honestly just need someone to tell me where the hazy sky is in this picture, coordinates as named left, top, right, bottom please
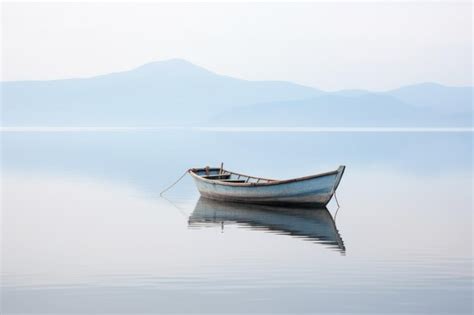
left=1, top=1, right=472, bottom=90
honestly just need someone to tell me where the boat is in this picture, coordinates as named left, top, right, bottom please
left=188, top=197, right=345, bottom=252
left=188, top=165, right=345, bottom=206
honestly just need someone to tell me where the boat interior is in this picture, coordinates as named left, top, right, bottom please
left=191, top=167, right=276, bottom=184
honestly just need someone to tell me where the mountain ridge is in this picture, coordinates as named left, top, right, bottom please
left=211, top=92, right=471, bottom=127
left=1, top=59, right=472, bottom=126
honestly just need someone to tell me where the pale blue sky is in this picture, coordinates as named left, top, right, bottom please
left=2, top=1, right=472, bottom=90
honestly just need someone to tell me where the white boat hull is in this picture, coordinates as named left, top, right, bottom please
left=189, top=166, right=345, bottom=206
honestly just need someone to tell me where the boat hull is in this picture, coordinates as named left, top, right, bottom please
left=190, top=166, right=345, bottom=206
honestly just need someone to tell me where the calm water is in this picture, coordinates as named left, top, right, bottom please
left=1, top=129, right=472, bottom=314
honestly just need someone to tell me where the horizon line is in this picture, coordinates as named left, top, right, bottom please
left=1, top=126, right=473, bottom=133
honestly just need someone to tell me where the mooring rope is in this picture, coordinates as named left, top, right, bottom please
left=334, top=191, right=340, bottom=208
left=160, top=169, right=189, bottom=196
left=160, top=194, right=189, bottom=218
left=333, top=191, right=341, bottom=221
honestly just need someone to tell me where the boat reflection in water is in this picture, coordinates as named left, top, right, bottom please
left=188, top=197, right=345, bottom=253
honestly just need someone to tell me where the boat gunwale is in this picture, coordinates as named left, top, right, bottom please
left=188, top=166, right=344, bottom=187
left=194, top=168, right=276, bottom=181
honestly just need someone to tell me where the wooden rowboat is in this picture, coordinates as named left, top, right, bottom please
left=189, top=165, right=345, bottom=206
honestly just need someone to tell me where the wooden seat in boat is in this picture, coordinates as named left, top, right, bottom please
left=202, top=174, right=231, bottom=180
left=220, top=179, right=247, bottom=183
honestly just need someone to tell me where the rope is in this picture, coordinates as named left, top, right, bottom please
left=161, top=194, right=189, bottom=218
left=333, top=191, right=341, bottom=221
left=334, top=191, right=340, bottom=208
left=160, top=169, right=189, bottom=196
left=334, top=205, right=340, bottom=221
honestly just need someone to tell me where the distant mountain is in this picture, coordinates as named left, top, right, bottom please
left=327, top=89, right=370, bottom=97
left=210, top=93, right=471, bottom=127
left=1, top=59, right=321, bottom=126
left=1, top=59, right=472, bottom=126
left=386, top=82, right=473, bottom=114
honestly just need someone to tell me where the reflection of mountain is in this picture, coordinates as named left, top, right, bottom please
left=188, top=197, right=345, bottom=253
left=2, top=59, right=472, bottom=126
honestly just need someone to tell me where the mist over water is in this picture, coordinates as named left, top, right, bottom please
left=1, top=129, right=472, bottom=314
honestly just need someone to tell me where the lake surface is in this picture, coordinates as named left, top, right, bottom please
left=1, top=129, right=472, bottom=314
